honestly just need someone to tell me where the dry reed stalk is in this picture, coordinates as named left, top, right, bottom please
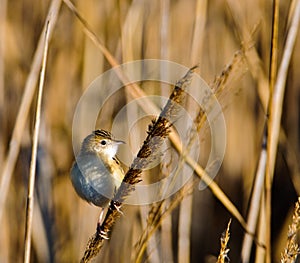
left=160, top=200, right=173, bottom=263
left=140, top=153, right=174, bottom=262
left=217, top=219, right=232, bottom=263
left=178, top=53, right=249, bottom=233
left=190, top=0, right=207, bottom=65
left=241, top=127, right=267, bottom=262
left=178, top=194, right=193, bottom=263
left=135, top=180, right=195, bottom=263
left=287, top=0, right=298, bottom=28
left=225, top=1, right=300, bottom=262
left=121, top=3, right=161, bottom=261
left=31, top=193, right=50, bottom=262
left=138, top=202, right=162, bottom=263
left=269, top=0, right=279, bottom=95
left=264, top=0, right=280, bottom=261
left=280, top=198, right=300, bottom=262
left=23, top=18, right=51, bottom=263
left=134, top=137, right=196, bottom=261
left=241, top=2, right=279, bottom=258
left=80, top=66, right=197, bottom=263
left=265, top=1, right=300, bottom=262
left=255, top=193, right=267, bottom=262
left=177, top=121, right=196, bottom=263
left=160, top=0, right=170, bottom=60
left=64, top=0, right=251, bottom=239
left=177, top=2, right=208, bottom=261
left=0, top=0, right=6, bottom=168
left=159, top=2, right=173, bottom=261
left=121, top=0, right=144, bottom=62
left=225, top=0, right=270, bottom=109
left=134, top=49, right=246, bottom=262
left=0, top=0, right=62, bottom=224
left=0, top=1, right=8, bottom=261
left=268, top=0, right=280, bottom=251
left=241, top=0, right=280, bottom=259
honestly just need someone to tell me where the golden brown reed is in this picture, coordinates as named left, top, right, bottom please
left=80, top=66, right=197, bottom=263
left=0, top=0, right=300, bottom=262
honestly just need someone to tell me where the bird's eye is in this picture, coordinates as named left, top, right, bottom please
left=100, top=140, right=107, bottom=146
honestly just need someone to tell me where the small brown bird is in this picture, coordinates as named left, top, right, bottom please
left=70, top=130, right=125, bottom=225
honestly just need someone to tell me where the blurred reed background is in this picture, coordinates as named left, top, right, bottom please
left=0, top=0, right=300, bottom=262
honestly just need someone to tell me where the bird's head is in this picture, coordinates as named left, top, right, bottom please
left=81, top=129, right=125, bottom=159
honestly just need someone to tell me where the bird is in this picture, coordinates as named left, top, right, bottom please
left=70, top=129, right=125, bottom=236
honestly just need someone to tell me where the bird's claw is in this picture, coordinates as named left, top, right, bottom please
left=111, top=201, right=123, bottom=215
left=97, top=222, right=110, bottom=240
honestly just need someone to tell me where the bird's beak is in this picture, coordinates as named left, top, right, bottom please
left=114, top=139, right=126, bottom=145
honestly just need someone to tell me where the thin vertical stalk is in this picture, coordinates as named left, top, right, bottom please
left=178, top=195, right=193, bottom=263
left=265, top=1, right=300, bottom=262
left=269, top=0, right=279, bottom=95
left=0, top=0, right=8, bottom=260
left=23, top=19, right=50, bottom=263
left=265, top=0, right=279, bottom=261
left=177, top=1, right=207, bottom=261
left=160, top=1, right=173, bottom=262
left=0, top=0, right=62, bottom=224
left=160, top=0, right=169, bottom=61
left=241, top=128, right=267, bottom=262
left=190, top=0, right=207, bottom=65
left=255, top=194, right=267, bottom=262
left=0, top=0, right=7, bottom=166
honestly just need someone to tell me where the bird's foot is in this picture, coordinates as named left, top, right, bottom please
left=111, top=201, right=123, bottom=215
left=96, top=222, right=110, bottom=240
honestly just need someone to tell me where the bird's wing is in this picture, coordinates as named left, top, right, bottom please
left=74, top=154, right=115, bottom=201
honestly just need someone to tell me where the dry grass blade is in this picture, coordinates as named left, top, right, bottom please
left=241, top=127, right=267, bottom=262
left=134, top=180, right=195, bottom=263
left=280, top=198, right=300, bottom=263
left=263, top=0, right=280, bottom=259
left=178, top=193, right=193, bottom=263
left=159, top=2, right=171, bottom=260
left=64, top=0, right=251, bottom=240
left=135, top=49, right=247, bottom=261
left=0, top=0, right=62, bottom=224
left=80, top=66, right=197, bottom=263
left=23, top=18, right=51, bottom=263
left=190, top=0, right=207, bottom=64
left=177, top=2, right=207, bottom=259
left=269, top=0, right=279, bottom=95
left=0, top=0, right=7, bottom=167
left=217, top=219, right=232, bottom=263
left=265, top=1, right=300, bottom=261
left=226, top=0, right=270, bottom=109
left=240, top=2, right=279, bottom=256
left=267, top=0, right=300, bottom=180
